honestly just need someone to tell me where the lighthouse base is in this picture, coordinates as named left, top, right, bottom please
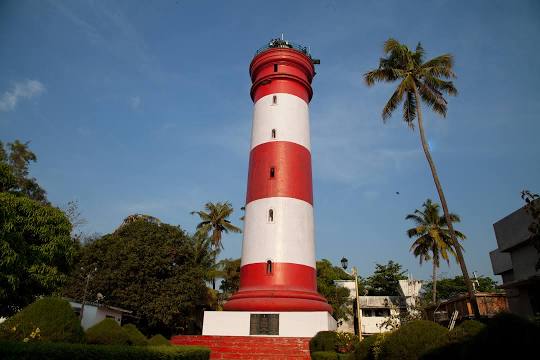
left=202, top=311, right=336, bottom=337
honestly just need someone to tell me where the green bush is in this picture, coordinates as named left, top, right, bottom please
left=0, top=341, right=210, bottom=360
left=148, top=334, right=171, bottom=346
left=422, top=313, right=540, bottom=360
left=310, top=331, right=338, bottom=353
left=447, top=320, right=485, bottom=344
left=352, top=333, right=386, bottom=360
left=85, top=318, right=129, bottom=345
left=312, top=351, right=338, bottom=360
left=0, top=297, right=84, bottom=343
left=378, top=320, right=447, bottom=360
left=122, top=324, right=148, bottom=346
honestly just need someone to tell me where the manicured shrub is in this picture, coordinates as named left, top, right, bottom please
left=0, top=297, right=84, bottom=343
left=85, top=318, right=129, bottom=345
left=378, top=320, right=447, bottom=360
left=123, top=324, right=148, bottom=346
left=0, top=341, right=210, bottom=360
left=422, top=314, right=540, bottom=360
left=148, top=334, right=171, bottom=346
left=310, top=331, right=338, bottom=353
left=335, top=332, right=359, bottom=353
left=447, top=320, right=486, bottom=344
left=311, top=351, right=338, bottom=360
left=352, top=333, right=386, bottom=360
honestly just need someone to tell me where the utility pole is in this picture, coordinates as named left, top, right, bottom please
left=80, top=266, right=97, bottom=322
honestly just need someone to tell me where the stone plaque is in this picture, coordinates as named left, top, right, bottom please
left=249, top=314, right=279, bottom=335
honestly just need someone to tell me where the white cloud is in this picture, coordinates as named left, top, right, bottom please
left=130, top=96, right=141, bottom=110
left=0, top=80, right=46, bottom=112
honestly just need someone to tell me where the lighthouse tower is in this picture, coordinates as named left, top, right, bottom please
left=203, top=39, right=336, bottom=337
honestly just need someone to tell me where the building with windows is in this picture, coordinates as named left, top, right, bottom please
left=490, top=201, right=540, bottom=318
left=66, top=298, right=131, bottom=330
left=335, top=278, right=422, bottom=335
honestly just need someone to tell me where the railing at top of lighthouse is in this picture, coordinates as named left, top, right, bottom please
left=255, top=38, right=320, bottom=64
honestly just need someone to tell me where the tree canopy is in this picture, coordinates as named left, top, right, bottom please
left=0, top=140, right=75, bottom=316
left=316, top=259, right=353, bottom=323
left=191, top=201, right=241, bottom=250
left=422, top=275, right=499, bottom=301
left=365, top=261, right=408, bottom=296
left=62, top=217, right=212, bottom=336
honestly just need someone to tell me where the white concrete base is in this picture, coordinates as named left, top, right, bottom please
left=202, top=311, right=336, bottom=337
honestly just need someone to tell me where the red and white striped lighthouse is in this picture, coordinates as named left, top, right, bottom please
left=224, top=39, right=332, bottom=314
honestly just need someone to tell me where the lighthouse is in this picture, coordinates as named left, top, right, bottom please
left=203, top=38, right=336, bottom=337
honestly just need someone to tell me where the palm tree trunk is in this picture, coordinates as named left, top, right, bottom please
left=413, top=86, right=481, bottom=319
left=432, top=261, right=437, bottom=304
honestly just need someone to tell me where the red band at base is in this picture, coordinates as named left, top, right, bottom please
left=223, top=262, right=332, bottom=313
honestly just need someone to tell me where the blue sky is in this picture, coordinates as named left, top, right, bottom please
left=1, top=0, right=539, bottom=282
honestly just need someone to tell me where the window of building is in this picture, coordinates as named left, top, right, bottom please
left=274, top=64, right=278, bottom=72
left=374, top=309, right=390, bottom=317
left=270, top=167, right=275, bottom=178
left=271, top=129, right=276, bottom=138
left=272, top=95, right=277, bottom=105
left=268, top=209, right=274, bottom=222
left=266, top=260, right=273, bottom=274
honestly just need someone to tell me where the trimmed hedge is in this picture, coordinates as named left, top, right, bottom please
left=148, top=334, right=171, bottom=346
left=0, top=341, right=210, bottom=360
left=446, top=320, right=485, bottom=344
left=310, top=331, right=338, bottom=353
left=85, top=318, right=129, bottom=345
left=352, top=333, right=386, bottom=360
left=312, top=351, right=339, bottom=360
left=122, top=324, right=148, bottom=346
left=378, top=320, right=447, bottom=360
left=0, top=297, right=84, bottom=343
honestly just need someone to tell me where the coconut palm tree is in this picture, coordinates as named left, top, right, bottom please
left=191, top=201, right=242, bottom=250
left=364, top=38, right=480, bottom=317
left=406, top=199, right=466, bottom=303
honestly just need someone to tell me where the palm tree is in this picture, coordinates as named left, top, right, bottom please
left=191, top=201, right=242, bottom=250
left=406, top=199, right=466, bottom=303
left=364, top=39, right=480, bottom=317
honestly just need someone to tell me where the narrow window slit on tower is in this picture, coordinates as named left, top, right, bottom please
left=271, top=129, right=276, bottom=138
left=270, top=167, right=275, bottom=178
left=272, top=95, right=277, bottom=104
left=266, top=260, right=273, bottom=274
left=273, top=64, right=278, bottom=72
left=268, top=209, right=274, bottom=222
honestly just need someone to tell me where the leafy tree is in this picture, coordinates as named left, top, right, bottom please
left=191, top=201, right=241, bottom=250
left=218, top=258, right=241, bottom=298
left=365, top=261, right=407, bottom=296
left=62, top=217, right=211, bottom=336
left=0, top=193, right=74, bottom=317
left=364, top=39, right=479, bottom=317
left=422, top=275, right=499, bottom=301
left=406, top=199, right=465, bottom=303
left=0, top=140, right=47, bottom=202
left=316, top=259, right=353, bottom=323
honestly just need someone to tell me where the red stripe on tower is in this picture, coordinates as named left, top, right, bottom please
left=224, top=40, right=331, bottom=313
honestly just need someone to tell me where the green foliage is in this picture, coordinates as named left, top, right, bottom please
left=316, top=260, right=353, bottom=322
left=0, top=192, right=75, bottom=316
left=446, top=320, right=485, bottom=344
left=335, top=332, right=359, bottom=353
left=422, top=275, right=499, bottom=301
left=311, top=351, right=339, bottom=360
left=365, top=261, right=407, bottom=296
left=310, top=331, right=338, bottom=353
left=123, top=324, right=148, bottom=346
left=378, top=320, right=447, bottom=360
left=0, top=341, right=210, bottom=360
left=218, top=258, right=240, bottom=304
left=421, top=313, right=540, bottom=359
left=0, top=140, right=47, bottom=202
left=191, top=201, right=242, bottom=250
left=85, top=318, right=129, bottom=345
left=148, top=334, right=171, bottom=346
left=353, top=333, right=386, bottom=360
left=62, top=219, right=211, bottom=336
left=0, top=297, right=84, bottom=343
